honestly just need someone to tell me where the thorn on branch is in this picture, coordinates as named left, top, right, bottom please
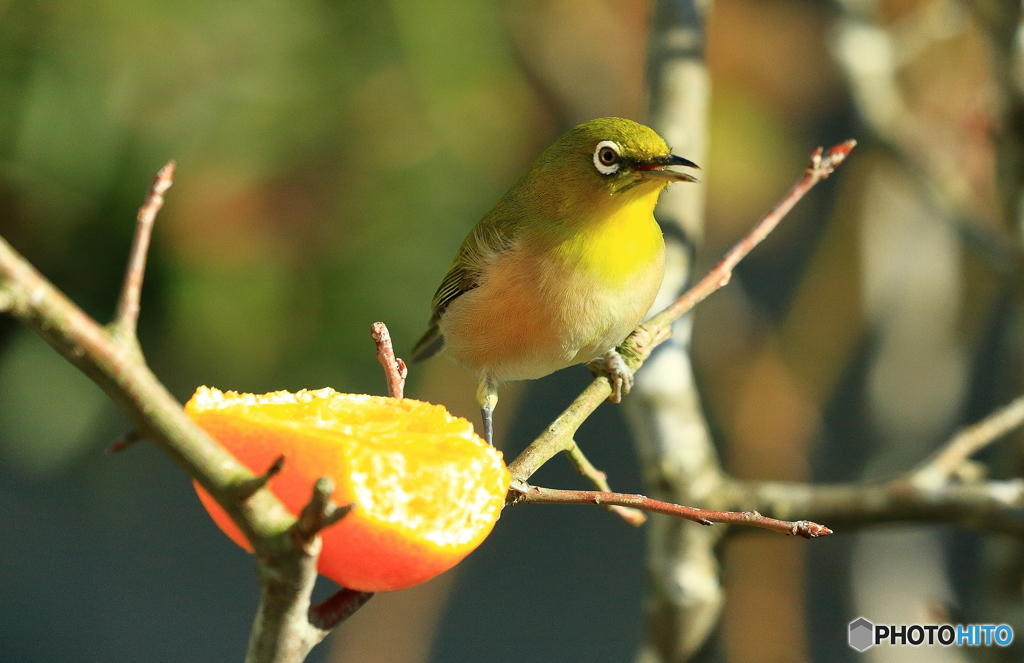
left=112, top=161, right=176, bottom=342
left=106, top=429, right=143, bottom=454
left=371, top=322, right=408, bottom=399
left=291, top=477, right=354, bottom=549
left=309, top=587, right=375, bottom=631
left=234, top=454, right=286, bottom=501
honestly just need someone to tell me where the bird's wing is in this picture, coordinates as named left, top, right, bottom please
left=410, top=219, right=516, bottom=363
left=432, top=220, right=515, bottom=318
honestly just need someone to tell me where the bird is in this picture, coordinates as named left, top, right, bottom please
left=410, top=117, right=699, bottom=445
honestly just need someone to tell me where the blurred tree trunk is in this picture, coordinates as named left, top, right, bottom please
left=630, top=2, right=721, bottom=661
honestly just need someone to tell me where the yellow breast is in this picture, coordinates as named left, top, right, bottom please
left=555, top=187, right=665, bottom=284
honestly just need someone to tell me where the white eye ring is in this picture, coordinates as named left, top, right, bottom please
left=593, top=140, right=621, bottom=175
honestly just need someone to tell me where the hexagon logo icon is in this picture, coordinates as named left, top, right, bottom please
left=849, top=617, right=874, bottom=652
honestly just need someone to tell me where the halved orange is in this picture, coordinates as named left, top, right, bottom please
left=185, top=387, right=510, bottom=592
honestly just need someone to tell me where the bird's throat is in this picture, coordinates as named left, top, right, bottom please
left=554, top=187, right=665, bottom=284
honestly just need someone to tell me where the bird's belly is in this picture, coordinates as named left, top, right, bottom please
left=440, top=241, right=665, bottom=382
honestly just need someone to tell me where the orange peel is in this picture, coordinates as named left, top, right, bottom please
left=185, top=386, right=510, bottom=592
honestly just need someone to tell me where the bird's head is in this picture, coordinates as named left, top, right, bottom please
left=541, top=117, right=700, bottom=199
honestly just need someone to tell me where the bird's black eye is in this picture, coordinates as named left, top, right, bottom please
left=593, top=140, right=621, bottom=175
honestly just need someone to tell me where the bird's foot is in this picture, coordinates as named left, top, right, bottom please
left=588, top=349, right=634, bottom=403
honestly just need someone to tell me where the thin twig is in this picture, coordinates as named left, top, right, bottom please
left=509, top=481, right=832, bottom=538
left=564, top=441, right=647, bottom=526
left=507, top=141, right=857, bottom=483
left=309, top=589, right=375, bottom=631
left=646, top=140, right=857, bottom=328
left=371, top=321, right=408, bottom=399
left=106, top=429, right=143, bottom=454
left=235, top=455, right=286, bottom=501
left=112, top=161, right=175, bottom=342
left=914, top=394, right=1024, bottom=485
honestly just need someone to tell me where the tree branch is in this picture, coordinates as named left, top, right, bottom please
left=106, top=429, right=143, bottom=454
left=244, top=480, right=359, bottom=663
left=913, top=394, right=1024, bottom=486
left=509, top=481, right=832, bottom=538
left=722, top=393, right=1024, bottom=535
left=724, top=476, right=1024, bottom=536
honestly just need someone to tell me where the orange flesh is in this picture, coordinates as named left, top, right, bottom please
left=186, top=387, right=510, bottom=592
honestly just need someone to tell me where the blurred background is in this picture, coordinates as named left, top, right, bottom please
left=0, top=0, right=1021, bottom=662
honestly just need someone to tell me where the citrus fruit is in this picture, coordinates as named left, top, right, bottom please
left=185, top=386, right=510, bottom=592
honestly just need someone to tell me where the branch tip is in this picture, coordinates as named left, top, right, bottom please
left=322, top=502, right=355, bottom=529
left=314, top=476, right=335, bottom=498
left=112, top=161, right=177, bottom=341
left=106, top=429, right=143, bottom=454
left=793, top=521, right=833, bottom=538
left=234, top=454, right=286, bottom=501
left=371, top=321, right=407, bottom=399
left=810, top=139, right=857, bottom=180
left=309, top=588, right=375, bottom=631
left=266, top=454, right=285, bottom=477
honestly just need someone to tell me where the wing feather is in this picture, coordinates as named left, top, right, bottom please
left=410, top=217, right=518, bottom=363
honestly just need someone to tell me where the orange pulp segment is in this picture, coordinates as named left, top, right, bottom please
left=185, top=386, right=510, bottom=592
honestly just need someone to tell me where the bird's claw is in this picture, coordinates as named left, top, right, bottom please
left=588, top=349, right=634, bottom=403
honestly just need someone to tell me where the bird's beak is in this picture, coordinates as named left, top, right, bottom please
left=637, top=154, right=701, bottom=183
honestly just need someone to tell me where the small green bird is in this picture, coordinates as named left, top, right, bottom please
left=411, top=117, right=699, bottom=445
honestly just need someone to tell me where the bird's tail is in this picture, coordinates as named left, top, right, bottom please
left=410, top=323, right=444, bottom=364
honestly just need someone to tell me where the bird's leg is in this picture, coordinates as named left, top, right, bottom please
left=587, top=348, right=634, bottom=403
left=476, top=372, right=499, bottom=445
